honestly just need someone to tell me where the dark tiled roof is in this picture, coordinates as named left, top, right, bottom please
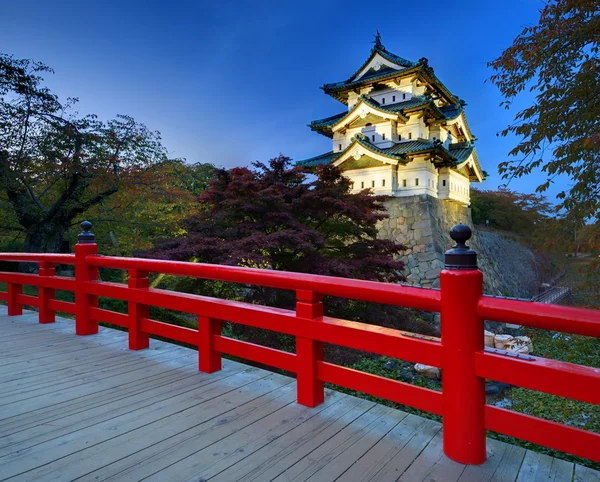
left=439, top=104, right=463, bottom=120
left=309, top=112, right=346, bottom=129
left=297, top=138, right=476, bottom=168
left=296, top=150, right=340, bottom=167
left=384, top=139, right=437, bottom=155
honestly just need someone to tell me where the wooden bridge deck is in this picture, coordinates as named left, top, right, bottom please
left=0, top=308, right=597, bottom=482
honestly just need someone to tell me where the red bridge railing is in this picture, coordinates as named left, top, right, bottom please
left=0, top=221, right=598, bottom=465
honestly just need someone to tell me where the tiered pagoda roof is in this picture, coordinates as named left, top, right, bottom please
left=309, top=95, right=465, bottom=139
left=298, top=135, right=484, bottom=182
left=298, top=34, right=486, bottom=184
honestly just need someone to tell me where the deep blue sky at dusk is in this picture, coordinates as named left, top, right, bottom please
left=1, top=0, right=554, bottom=197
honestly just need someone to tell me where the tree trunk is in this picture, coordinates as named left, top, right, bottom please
left=23, top=221, right=67, bottom=254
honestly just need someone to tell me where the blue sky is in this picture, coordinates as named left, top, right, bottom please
left=1, top=0, right=555, bottom=197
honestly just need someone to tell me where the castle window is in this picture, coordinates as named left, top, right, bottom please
left=382, top=133, right=386, bottom=140
left=402, top=179, right=407, bottom=187
left=415, top=178, right=419, bottom=186
left=372, top=135, right=375, bottom=142
left=371, top=180, right=375, bottom=188
left=338, top=144, right=342, bottom=151
left=443, top=180, right=446, bottom=187
left=403, top=93, right=406, bottom=100
left=382, top=179, right=386, bottom=187
left=398, top=134, right=401, bottom=140
left=392, top=95, right=396, bottom=102
left=382, top=97, right=386, bottom=104
left=361, top=182, right=364, bottom=188
left=408, top=132, right=412, bottom=139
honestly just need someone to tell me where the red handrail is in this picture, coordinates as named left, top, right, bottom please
left=0, top=223, right=598, bottom=467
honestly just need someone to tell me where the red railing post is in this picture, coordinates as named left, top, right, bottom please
left=38, top=261, right=56, bottom=323
left=128, top=269, right=150, bottom=350
left=75, top=221, right=98, bottom=335
left=441, top=224, right=486, bottom=465
left=198, top=316, right=222, bottom=372
left=296, top=289, right=324, bottom=407
left=7, top=282, right=22, bottom=316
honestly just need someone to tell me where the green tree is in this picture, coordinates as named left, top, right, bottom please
left=470, top=188, right=552, bottom=235
left=0, top=52, right=169, bottom=253
left=489, top=0, right=600, bottom=220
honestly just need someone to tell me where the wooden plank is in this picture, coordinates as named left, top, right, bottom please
left=397, top=430, right=467, bottom=481
left=516, top=450, right=574, bottom=482
left=60, top=379, right=299, bottom=482
left=0, top=353, right=199, bottom=438
left=0, top=360, right=231, bottom=455
left=0, top=336, right=184, bottom=386
left=3, top=372, right=286, bottom=480
left=269, top=404, right=399, bottom=482
left=0, top=349, right=200, bottom=418
left=145, top=390, right=346, bottom=482
left=336, top=414, right=440, bottom=482
left=211, top=395, right=376, bottom=482
left=458, top=438, right=525, bottom=482
left=0, top=345, right=189, bottom=406
left=301, top=409, right=408, bottom=481
left=487, top=443, right=526, bottom=482
left=574, top=464, right=600, bottom=482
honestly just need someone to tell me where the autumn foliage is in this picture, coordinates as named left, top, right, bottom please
left=145, top=155, right=406, bottom=282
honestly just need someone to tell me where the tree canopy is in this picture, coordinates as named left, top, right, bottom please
left=0, top=52, right=173, bottom=253
left=489, top=0, right=600, bottom=221
left=145, top=155, right=406, bottom=282
left=470, top=188, right=553, bottom=235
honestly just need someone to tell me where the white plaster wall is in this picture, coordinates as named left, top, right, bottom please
left=341, top=121, right=395, bottom=149
left=438, top=168, right=470, bottom=205
left=397, top=115, right=426, bottom=141
left=369, top=88, right=412, bottom=106
left=394, top=158, right=438, bottom=197
left=346, top=165, right=395, bottom=194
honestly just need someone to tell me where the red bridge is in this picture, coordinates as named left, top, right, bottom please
left=0, top=222, right=598, bottom=481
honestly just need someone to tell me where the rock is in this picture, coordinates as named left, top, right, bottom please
left=494, top=334, right=514, bottom=349
left=515, top=336, right=533, bottom=353
left=485, top=383, right=501, bottom=396
left=484, top=330, right=495, bottom=348
left=384, top=360, right=399, bottom=370
left=506, top=336, right=533, bottom=354
left=414, top=363, right=441, bottom=379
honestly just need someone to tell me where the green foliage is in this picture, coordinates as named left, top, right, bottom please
left=470, top=188, right=552, bottom=234
left=489, top=0, right=600, bottom=221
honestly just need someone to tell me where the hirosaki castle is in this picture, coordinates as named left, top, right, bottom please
left=298, top=34, right=485, bottom=206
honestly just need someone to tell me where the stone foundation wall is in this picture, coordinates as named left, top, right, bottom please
left=378, top=195, right=541, bottom=297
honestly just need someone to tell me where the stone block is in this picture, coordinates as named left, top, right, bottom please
left=412, top=244, right=425, bottom=253
left=417, top=251, right=437, bottom=262
left=397, top=216, right=405, bottom=225
left=425, top=269, right=440, bottom=280
left=414, top=363, right=440, bottom=379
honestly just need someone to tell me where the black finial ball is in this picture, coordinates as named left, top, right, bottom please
left=445, top=224, right=477, bottom=270
left=449, top=223, right=472, bottom=245
left=80, top=220, right=92, bottom=233
left=77, top=220, right=95, bottom=244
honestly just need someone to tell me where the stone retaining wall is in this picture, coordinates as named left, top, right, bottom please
left=378, top=195, right=541, bottom=297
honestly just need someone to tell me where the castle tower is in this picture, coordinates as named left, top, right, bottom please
left=298, top=34, right=486, bottom=205
left=298, top=35, right=493, bottom=291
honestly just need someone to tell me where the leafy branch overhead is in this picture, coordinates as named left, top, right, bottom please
left=489, top=0, right=600, bottom=220
left=0, top=52, right=170, bottom=253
